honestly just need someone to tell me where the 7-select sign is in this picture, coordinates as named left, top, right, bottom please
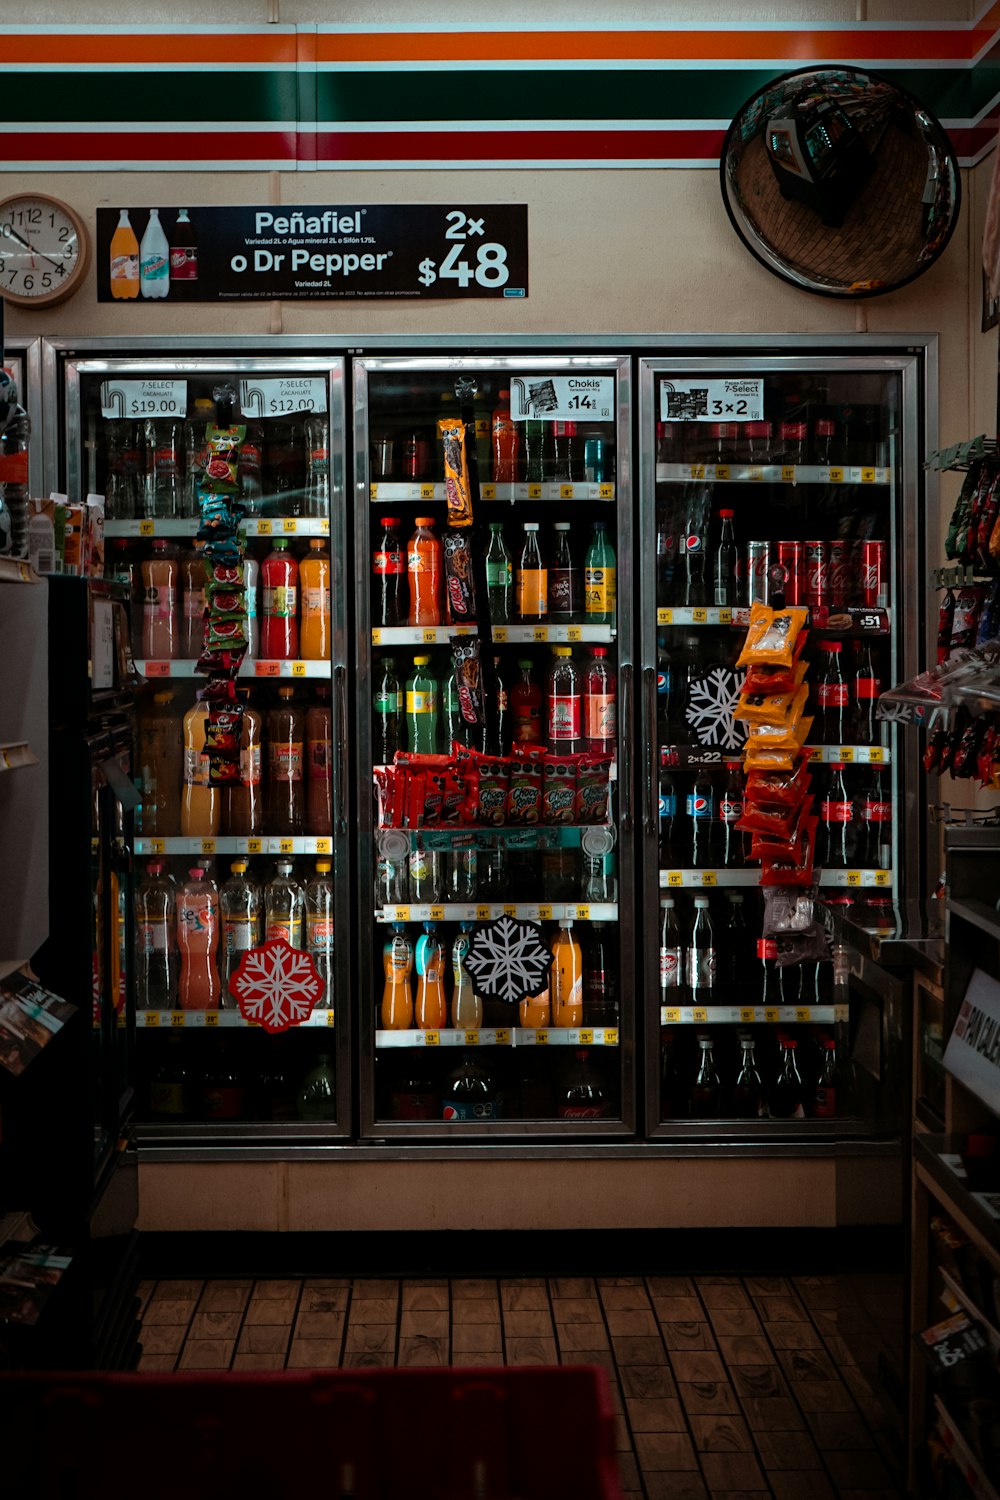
left=97, top=204, right=529, bottom=302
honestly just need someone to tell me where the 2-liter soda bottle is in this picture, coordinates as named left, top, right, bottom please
left=260, top=538, right=299, bottom=660
left=177, top=866, right=221, bottom=1010
left=407, top=516, right=443, bottom=626
left=372, top=516, right=406, bottom=627
left=382, top=922, right=414, bottom=1030
left=584, top=521, right=616, bottom=624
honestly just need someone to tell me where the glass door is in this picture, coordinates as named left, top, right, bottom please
left=60, top=352, right=350, bottom=1142
left=639, top=353, right=924, bottom=1138
left=355, top=351, right=635, bottom=1137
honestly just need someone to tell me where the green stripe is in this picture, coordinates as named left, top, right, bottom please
left=2, top=70, right=296, bottom=124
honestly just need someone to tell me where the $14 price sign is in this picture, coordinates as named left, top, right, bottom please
left=416, top=208, right=524, bottom=295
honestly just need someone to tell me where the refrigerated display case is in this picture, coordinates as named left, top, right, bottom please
left=354, top=352, right=635, bottom=1137
left=638, top=350, right=927, bottom=1139
left=44, top=343, right=351, bottom=1144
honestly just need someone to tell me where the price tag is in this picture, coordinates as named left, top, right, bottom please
left=496, top=1028, right=511, bottom=1046
left=201, top=838, right=216, bottom=855
left=326, top=1011, right=335, bottom=1025
left=692, top=608, right=707, bottom=624
left=560, top=484, right=573, bottom=499
left=830, top=467, right=844, bottom=483
left=239, top=376, right=328, bottom=417
left=247, top=839, right=263, bottom=854
left=504, top=904, right=518, bottom=917
left=527, top=483, right=542, bottom=499
left=476, top=905, right=493, bottom=920
left=414, top=484, right=432, bottom=501
left=371, top=628, right=383, bottom=646
left=538, top=904, right=553, bottom=921
left=480, top=483, right=496, bottom=500
left=748, top=467, right=764, bottom=482
left=205, top=1013, right=219, bottom=1027
left=740, top=1007, right=755, bottom=1023
left=668, top=872, right=683, bottom=887
left=255, top=661, right=280, bottom=677
left=319, top=519, right=329, bottom=534
left=369, top=483, right=378, bottom=501
left=875, top=869, right=891, bottom=886
left=715, top=465, right=729, bottom=481
left=145, top=661, right=171, bottom=678
left=765, top=1008, right=779, bottom=1024
left=143, top=1012, right=160, bottom=1027
left=599, top=484, right=614, bottom=500
left=512, top=374, right=615, bottom=422
left=847, top=870, right=862, bottom=886
left=689, top=464, right=706, bottom=480
left=562, top=626, right=580, bottom=643
left=533, top=626, right=548, bottom=642
left=149, top=838, right=165, bottom=854
left=604, top=1029, right=619, bottom=1047
left=797, top=1008, right=811, bottom=1023
left=493, top=627, right=508, bottom=643
left=579, top=1029, right=594, bottom=1044
left=430, top=905, right=445, bottom=921
left=839, top=747, right=855, bottom=763
left=292, top=661, right=307, bottom=677
left=869, top=747, right=885, bottom=764
left=575, top=905, right=591, bottom=920
left=171, top=1012, right=186, bottom=1028
left=257, top=519, right=272, bottom=535
left=282, top=519, right=298, bottom=534
left=658, top=609, right=673, bottom=626
left=808, top=746, right=823, bottom=762
left=423, top=1031, right=439, bottom=1046
left=100, top=378, right=187, bottom=419
left=700, top=871, right=717, bottom=887
left=397, top=905, right=411, bottom=922
left=418, top=629, right=436, bottom=646
left=535, top=1029, right=549, bottom=1045
left=781, top=466, right=796, bottom=483
left=139, top=518, right=155, bottom=537
left=692, top=1008, right=707, bottom=1022
left=861, top=468, right=876, bottom=484
left=664, top=1008, right=681, bottom=1023
left=315, top=838, right=332, bottom=854
left=718, top=609, right=732, bottom=625
left=465, top=1030, right=480, bottom=1046
left=279, top=839, right=295, bottom=854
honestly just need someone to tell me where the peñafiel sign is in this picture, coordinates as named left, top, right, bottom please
left=96, top=204, right=528, bottom=302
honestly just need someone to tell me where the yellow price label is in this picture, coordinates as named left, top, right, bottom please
left=664, top=1008, right=681, bottom=1023
left=480, top=484, right=496, bottom=500
left=748, top=467, right=764, bottom=482
left=796, top=1008, right=811, bottom=1023
left=326, top=1011, right=335, bottom=1026
left=847, top=870, right=862, bottom=886
left=667, top=871, right=683, bottom=887
left=692, top=608, right=707, bottom=624
left=839, top=747, right=854, bottom=763
left=861, top=468, right=876, bottom=483
left=657, top=608, right=673, bottom=626
left=279, top=839, right=295, bottom=854
left=580, top=1029, right=594, bottom=1044
left=689, top=464, right=705, bottom=480
left=868, top=747, right=885, bottom=764
left=423, top=1030, right=439, bottom=1046
left=538, top=905, right=553, bottom=921
left=692, top=1008, right=707, bottom=1023
left=875, top=869, right=891, bottom=886
left=532, top=626, right=548, bottom=642
left=830, top=467, right=844, bottom=483
left=369, top=483, right=378, bottom=501
left=599, top=483, right=614, bottom=499
left=422, top=628, right=438, bottom=644
left=560, top=484, right=573, bottom=499
left=171, top=1012, right=186, bottom=1028
left=604, top=1028, right=619, bottom=1047
left=535, top=1029, right=549, bottom=1045
left=504, top=904, right=518, bottom=917
left=714, top=465, right=729, bottom=481
left=765, top=1008, right=779, bottom=1024
left=371, top=628, right=383, bottom=646
left=567, top=626, right=582, bottom=642
left=247, top=839, right=263, bottom=854
left=149, top=838, right=165, bottom=854
left=476, top=905, right=493, bottom=920
left=465, top=1030, right=479, bottom=1046
left=718, top=609, right=732, bottom=625
left=527, top=483, right=542, bottom=499
left=143, top=1012, right=160, bottom=1027
left=139, top=519, right=155, bottom=537
left=575, top=905, right=590, bottom=920
left=292, top=661, right=307, bottom=677
left=493, top=627, right=508, bottom=643
left=420, top=484, right=435, bottom=500
left=430, top=905, right=445, bottom=921
left=740, top=1007, right=755, bottom=1023
left=496, top=1028, right=511, bottom=1046
left=205, top=1013, right=219, bottom=1027
left=808, top=747, right=823, bottom=762
left=201, top=838, right=216, bottom=855
left=315, top=838, right=331, bottom=854
left=700, top=871, right=717, bottom=887
left=258, top=518, right=272, bottom=534
left=282, top=519, right=297, bottom=533
left=781, top=466, right=796, bottom=483
left=319, top=519, right=330, bottom=534
left=397, top=905, right=411, bottom=921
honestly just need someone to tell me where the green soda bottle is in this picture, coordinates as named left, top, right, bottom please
left=405, top=654, right=439, bottom=754
left=584, top=521, right=617, bottom=625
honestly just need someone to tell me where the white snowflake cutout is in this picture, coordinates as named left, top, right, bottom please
left=464, top=917, right=551, bottom=1004
left=231, top=939, right=324, bottom=1034
left=685, top=666, right=747, bottom=750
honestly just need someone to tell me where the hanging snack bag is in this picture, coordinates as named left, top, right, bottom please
left=507, top=747, right=544, bottom=825
left=737, top=603, right=809, bottom=669
left=949, top=586, right=986, bottom=653
left=743, top=654, right=809, bottom=699
left=946, top=465, right=984, bottom=562
left=438, top=415, right=474, bottom=526
left=451, top=637, right=485, bottom=734
left=976, top=472, right=1000, bottom=571
left=443, top=529, right=477, bottom=620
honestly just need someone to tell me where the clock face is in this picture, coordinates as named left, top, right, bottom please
left=0, top=194, right=89, bottom=306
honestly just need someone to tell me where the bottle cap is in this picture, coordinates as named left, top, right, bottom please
left=814, top=419, right=836, bottom=436
left=699, top=1036, right=712, bottom=1048
left=719, top=509, right=735, bottom=519
left=694, top=896, right=709, bottom=908
left=554, top=521, right=570, bottom=531
left=592, top=646, right=607, bottom=658
left=553, top=646, right=572, bottom=657
left=316, top=861, right=331, bottom=874
left=498, top=388, right=510, bottom=399
left=147, top=860, right=165, bottom=875
left=153, top=690, right=174, bottom=703
left=309, top=538, right=325, bottom=550
left=659, top=897, right=675, bottom=908
left=152, top=538, right=168, bottom=551
left=273, top=537, right=289, bottom=549
left=277, top=860, right=293, bottom=873
left=523, top=521, right=539, bottom=531
left=819, top=640, right=842, bottom=652
left=279, top=685, right=294, bottom=699
left=413, top=654, right=430, bottom=666
left=517, top=658, right=533, bottom=669
left=414, top=516, right=436, bottom=527
left=784, top=1039, right=798, bottom=1049
left=745, top=420, right=772, bottom=437
left=231, top=860, right=248, bottom=873
left=188, top=868, right=206, bottom=879
left=380, top=516, right=402, bottom=526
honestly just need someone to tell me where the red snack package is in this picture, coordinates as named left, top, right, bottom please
left=434, top=767, right=467, bottom=824
left=404, top=769, right=427, bottom=829
left=543, top=751, right=580, bottom=825
left=203, top=705, right=244, bottom=755
left=194, top=646, right=246, bottom=678
left=738, top=799, right=802, bottom=841
left=198, top=677, right=239, bottom=707
left=575, top=754, right=614, bottom=824
left=442, top=529, right=478, bottom=620
left=207, top=752, right=242, bottom=786
left=744, top=755, right=811, bottom=808
left=760, top=815, right=818, bottom=886
left=476, top=755, right=509, bottom=826
left=507, top=753, right=543, bottom=825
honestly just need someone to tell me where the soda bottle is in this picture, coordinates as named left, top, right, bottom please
left=720, top=892, right=752, bottom=1000
left=180, top=541, right=207, bottom=660
left=407, top=516, right=443, bottom=626
left=583, top=922, right=618, bottom=1027
left=731, top=1036, right=765, bottom=1119
left=372, top=516, right=405, bottom=627
left=260, top=538, right=299, bottom=660
left=686, top=896, right=716, bottom=1002
left=299, top=538, right=331, bottom=660
left=758, top=938, right=785, bottom=1004
left=243, top=556, right=260, bottom=659
left=219, top=860, right=262, bottom=1006
left=296, top=1053, right=337, bottom=1121
left=414, top=921, right=447, bottom=1030
left=266, top=420, right=304, bottom=516
left=169, top=208, right=198, bottom=288
left=658, top=897, right=685, bottom=1002
left=549, top=520, right=580, bottom=623
left=183, top=397, right=216, bottom=517
left=408, top=845, right=444, bottom=904
left=491, top=388, right=520, bottom=483
left=305, top=685, right=333, bottom=836
left=267, top=685, right=305, bottom=836
left=136, top=860, right=177, bottom=1008
left=853, top=642, right=882, bottom=746
left=405, top=654, right=439, bottom=755
left=550, top=420, right=581, bottom=483
left=303, top=414, right=330, bottom=518
left=445, top=847, right=477, bottom=902
left=583, top=647, right=616, bottom=755
left=813, top=1038, right=840, bottom=1118
left=519, top=982, right=551, bottom=1028
left=522, top=419, right=548, bottom=483
left=145, top=418, right=183, bottom=519
left=769, top=1038, right=806, bottom=1119
left=198, top=1040, right=246, bottom=1120
left=682, top=493, right=709, bottom=608
left=551, top=920, right=584, bottom=1028
left=690, top=1035, right=721, bottom=1118
left=493, top=654, right=509, bottom=755
left=484, top=521, right=513, bottom=622
left=306, top=859, right=335, bottom=1009
left=511, top=658, right=544, bottom=746
left=103, top=420, right=137, bottom=521
left=264, top=859, right=305, bottom=948
left=223, top=694, right=264, bottom=837
left=547, top=647, right=584, bottom=755
left=658, top=753, right=678, bottom=866
left=815, top=641, right=848, bottom=746
left=181, top=700, right=221, bottom=837
left=110, top=208, right=140, bottom=299
left=451, top=923, right=482, bottom=1029
left=238, top=420, right=265, bottom=518
left=177, top=866, right=221, bottom=1010
left=583, top=429, right=609, bottom=484
left=516, top=521, right=547, bottom=622
left=656, top=641, right=674, bottom=742
left=382, top=923, right=414, bottom=1030
left=141, top=540, right=180, bottom=659
left=712, top=509, right=738, bottom=608
left=857, top=767, right=892, bottom=869
left=656, top=499, right=679, bottom=609
left=584, top=521, right=616, bottom=625
left=686, top=773, right=715, bottom=867
left=443, top=1054, right=500, bottom=1120
left=718, top=760, right=745, bottom=868
left=374, top=656, right=402, bottom=763
left=375, top=831, right=408, bottom=907
left=139, top=208, right=170, bottom=299
left=137, top=689, right=183, bottom=836
left=559, top=1049, right=608, bottom=1119
left=818, top=763, right=853, bottom=869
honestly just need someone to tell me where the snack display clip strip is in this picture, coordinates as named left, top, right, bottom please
left=194, top=415, right=250, bottom=782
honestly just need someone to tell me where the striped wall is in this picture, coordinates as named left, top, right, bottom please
left=2, top=13, right=999, bottom=172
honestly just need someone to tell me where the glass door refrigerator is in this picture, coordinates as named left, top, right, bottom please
left=638, top=346, right=929, bottom=1140
left=43, top=340, right=350, bottom=1145
left=354, top=350, right=635, bottom=1137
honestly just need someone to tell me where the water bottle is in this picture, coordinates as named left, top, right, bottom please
left=304, top=414, right=331, bottom=518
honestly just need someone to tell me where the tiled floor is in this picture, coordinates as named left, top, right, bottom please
left=137, top=1271, right=905, bottom=1499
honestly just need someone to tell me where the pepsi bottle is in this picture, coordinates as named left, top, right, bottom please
left=686, top=773, right=715, bottom=867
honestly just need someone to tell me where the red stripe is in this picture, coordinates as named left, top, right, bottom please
left=314, top=127, right=727, bottom=162
left=5, top=130, right=298, bottom=162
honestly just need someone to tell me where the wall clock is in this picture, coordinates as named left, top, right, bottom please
left=0, top=193, right=90, bottom=308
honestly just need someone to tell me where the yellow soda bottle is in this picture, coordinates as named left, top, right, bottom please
left=551, top=920, right=584, bottom=1027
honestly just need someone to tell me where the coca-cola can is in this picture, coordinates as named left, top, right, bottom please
left=746, top=541, right=770, bottom=605
left=803, top=540, right=827, bottom=612
left=861, top=540, right=887, bottom=607
left=776, top=540, right=804, bottom=605
left=827, top=537, right=850, bottom=611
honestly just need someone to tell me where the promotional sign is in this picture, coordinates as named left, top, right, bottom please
left=659, top=378, right=765, bottom=422
left=96, top=204, right=528, bottom=302
left=943, top=966, right=1000, bottom=1115
left=508, top=374, right=615, bottom=422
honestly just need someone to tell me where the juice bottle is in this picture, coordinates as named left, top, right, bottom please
left=299, top=538, right=331, bottom=660
left=382, top=922, right=413, bottom=1030
left=492, top=388, right=521, bottom=483
left=243, top=556, right=260, bottom=659
left=583, top=646, right=617, bottom=755
left=181, top=700, right=221, bottom=837
left=260, top=538, right=299, bottom=659
left=267, top=685, right=304, bottom=836
left=219, top=860, right=262, bottom=1006
left=516, top=521, right=547, bottom=621
left=511, top=658, right=544, bottom=746
left=223, top=695, right=264, bottom=836
left=414, top=921, right=447, bottom=1031
left=110, top=209, right=140, bottom=299
left=451, top=924, right=483, bottom=1030
left=264, top=859, right=305, bottom=948
left=135, top=860, right=177, bottom=1009
left=519, top=988, right=551, bottom=1028
left=407, top=516, right=442, bottom=626
left=551, top=920, right=584, bottom=1027
left=305, top=860, right=335, bottom=1009
left=177, top=866, right=221, bottom=1010
left=305, top=684, right=333, bottom=836
left=137, top=689, right=183, bottom=836
left=180, top=540, right=207, bottom=659
left=141, top=540, right=179, bottom=659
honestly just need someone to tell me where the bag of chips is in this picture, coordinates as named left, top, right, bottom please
left=737, top=603, right=809, bottom=669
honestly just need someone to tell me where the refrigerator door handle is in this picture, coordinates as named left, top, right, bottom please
left=643, top=665, right=657, bottom=837
left=620, top=663, right=634, bottom=833
left=335, top=664, right=348, bottom=836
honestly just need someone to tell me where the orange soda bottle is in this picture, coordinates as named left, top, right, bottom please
left=414, top=921, right=447, bottom=1030
left=181, top=700, right=221, bottom=837
left=519, top=988, right=551, bottom=1028
left=177, top=866, right=221, bottom=1009
left=407, top=516, right=442, bottom=626
left=381, top=922, right=413, bottom=1030
left=299, top=538, right=331, bottom=660
left=110, top=209, right=140, bottom=299
left=551, top=920, right=584, bottom=1027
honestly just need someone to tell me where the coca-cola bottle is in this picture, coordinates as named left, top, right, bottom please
left=372, top=515, right=406, bottom=627
left=731, top=1036, right=765, bottom=1119
left=813, top=1038, right=840, bottom=1118
left=769, top=1038, right=806, bottom=1120
left=690, top=1035, right=721, bottom=1118
left=584, top=923, right=618, bottom=1027
left=857, top=767, right=892, bottom=869
left=758, top=937, right=786, bottom=1004
left=852, top=642, right=882, bottom=746
left=558, top=1049, right=608, bottom=1120
left=814, top=641, right=849, bottom=746
left=818, top=764, right=853, bottom=868
left=718, top=760, right=745, bottom=868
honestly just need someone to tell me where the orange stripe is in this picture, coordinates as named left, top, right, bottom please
left=318, top=28, right=988, bottom=65
left=0, top=32, right=296, bottom=65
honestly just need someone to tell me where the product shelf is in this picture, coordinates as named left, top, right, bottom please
left=654, top=462, right=891, bottom=486
left=104, top=517, right=330, bottom=538
left=0, top=558, right=38, bottom=585
left=379, top=824, right=615, bottom=850
left=370, top=623, right=617, bottom=647
left=370, top=481, right=616, bottom=504
left=658, top=745, right=891, bottom=767
left=136, top=659, right=332, bottom=680
left=135, top=836, right=334, bottom=857
left=656, top=605, right=891, bottom=634
left=376, top=902, right=619, bottom=923
left=658, top=868, right=893, bottom=889
left=375, top=1025, right=619, bottom=1049
left=137, top=1008, right=336, bottom=1030
left=659, top=1003, right=847, bottom=1026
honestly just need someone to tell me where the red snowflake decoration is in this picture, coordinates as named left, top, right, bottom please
left=231, top=939, right=323, bottom=1034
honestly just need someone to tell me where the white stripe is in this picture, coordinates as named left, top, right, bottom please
left=7, top=153, right=982, bottom=172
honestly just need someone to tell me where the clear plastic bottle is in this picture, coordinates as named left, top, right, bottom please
left=223, top=695, right=264, bottom=837
left=296, top=1052, right=337, bottom=1121
left=685, top=896, right=716, bottom=1002
left=381, top=922, right=414, bottom=1030
left=414, top=921, right=447, bottom=1031
left=516, top=521, right=547, bottom=622
left=141, top=540, right=180, bottom=660
left=135, top=860, right=177, bottom=1009
left=219, top=860, right=262, bottom=1007
left=551, top=920, right=584, bottom=1028
left=306, top=859, right=335, bottom=1010
left=305, top=685, right=333, bottom=837
left=264, top=859, right=306, bottom=949
left=238, top=420, right=265, bottom=517
left=304, top=415, right=331, bottom=518
left=299, top=538, right=331, bottom=661
left=103, top=418, right=138, bottom=522
left=145, top=417, right=183, bottom=519
left=139, top=208, right=170, bottom=299
left=181, top=700, right=221, bottom=837
left=266, top=685, right=305, bottom=836
left=177, top=866, right=221, bottom=1010
left=243, top=555, right=260, bottom=659
left=584, top=521, right=616, bottom=625
left=184, top=397, right=216, bottom=517
left=451, top=923, right=482, bottom=1029
left=547, top=647, right=584, bottom=756
left=658, top=896, right=684, bottom=1002
left=485, top=521, right=513, bottom=622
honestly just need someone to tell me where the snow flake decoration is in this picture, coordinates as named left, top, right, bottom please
left=464, top=917, right=551, bottom=1005
left=685, top=665, right=747, bottom=750
left=231, top=939, right=323, bottom=1034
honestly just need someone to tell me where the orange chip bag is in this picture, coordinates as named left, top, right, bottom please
left=735, top=683, right=808, bottom=729
left=438, top=416, right=473, bottom=526
left=737, top=603, right=809, bottom=669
